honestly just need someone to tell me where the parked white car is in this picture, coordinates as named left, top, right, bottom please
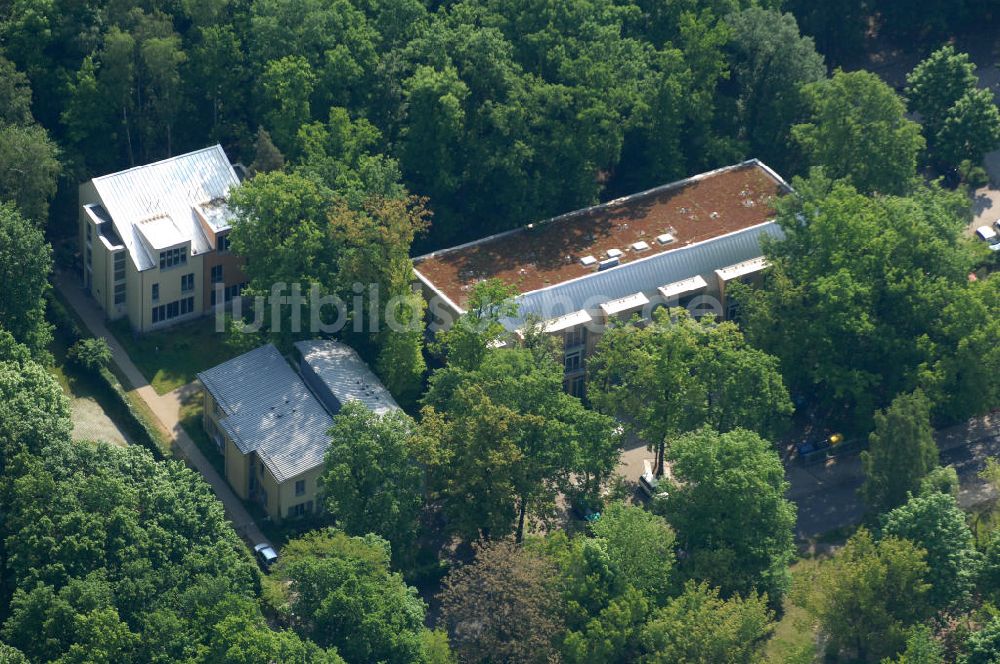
left=975, top=225, right=1000, bottom=251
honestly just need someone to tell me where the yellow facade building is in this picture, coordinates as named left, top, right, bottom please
left=79, top=145, right=247, bottom=332
left=198, top=341, right=399, bottom=523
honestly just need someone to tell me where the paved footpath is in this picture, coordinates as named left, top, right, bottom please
left=55, top=270, right=267, bottom=546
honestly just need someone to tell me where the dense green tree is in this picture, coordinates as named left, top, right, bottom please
left=793, top=70, right=924, bottom=195
left=430, top=278, right=520, bottom=372
left=325, top=195, right=428, bottom=404
left=0, top=203, right=53, bottom=357
left=249, top=126, right=285, bottom=175
left=319, top=401, right=424, bottom=568
left=886, top=625, right=945, bottom=664
left=185, top=24, right=251, bottom=146
left=590, top=502, right=676, bottom=605
left=589, top=308, right=791, bottom=477
left=67, top=337, right=112, bottom=372
left=259, top=55, right=316, bottom=156
left=639, top=581, right=773, bottom=664
left=800, top=529, right=931, bottom=663
left=936, top=88, right=1000, bottom=170
left=272, top=529, right=433, bottom=664
left=249, top=0, right=378, bottom=112
left=725, top=7, right=826, bottom=172
left=734, top=172, right=979, bottom=429
left=139, top=33, right=187, bottom=156
left=881, top=491, right=980, bottom=610
left=0, top=55, right=33, bottom=125
left=964, top=617, right=1000, bottom=664
left=905, top=46, right=978, bottom=146
left=439, top=540, right=564, bottom=664
left=0, top=123, right=60, bottom=223
left=296, top=107, right=404, bottom=205
left=921, top=273, right=1000, bottom=423
left=861, top=389, right=940, bottom=515
left=422, top=347, right=620, bottom=541
left=0, top=359, right=70, bottom=471
left=0, top=436, right=272, bottom=663
left=660, top=427, right=796, bottom=603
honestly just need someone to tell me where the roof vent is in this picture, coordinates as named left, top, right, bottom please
left=656, top=233, right=675, bottom=245
left=579, top=255, right=597, bottom=267
left=607, top=248, right=623, bottom=259
left=631, top=240, right=650, bottom=252
left=598, top=257, right=620, bottom=271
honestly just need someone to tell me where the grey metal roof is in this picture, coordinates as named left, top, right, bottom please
left=501, top=221, right=785, bottom=328
left=294, top=340, right=400, bottom=415
left=90, top=145, right=239, bottom=271
left=197, top=344, right=334, bottom=484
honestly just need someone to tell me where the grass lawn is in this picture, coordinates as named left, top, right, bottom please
left=109, top=316, right=242, bottom=394
left=765, top=556, right=823, bottom=663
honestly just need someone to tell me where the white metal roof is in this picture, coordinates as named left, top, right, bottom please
left=90, top=145, right=239, bottom=271
left=500, top=221, right=783, bottom=328
left=600, top=292, right=650, bottom=317
left=715, top=256, right=769, bottom=281
left=658, top=274, right=709, bottom=300
left=197, top=344, right=334, bottom=484
left=542, top=309, right=593, bottom=333
left=294, top=340, right=400, bottom=416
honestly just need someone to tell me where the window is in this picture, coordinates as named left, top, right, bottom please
left=566, top=375, right=586, bottom=399
left=85, top=247, right=92, bottom=265
left=211, top=264, right=223, bottom=283
left=289, top=502, right=311, bottom=518
left=113, top=252, right=126, bottom=281
left=564, top=349, right=583, bottom=374
left=181, top=273, right=194, bottom=292
left=217, top=234, right=231, bottom=253
left=159, top=247, right=187, bottom=270
left=86, top=224, right=92, bottom=241
left=152, top=283, right=159, bottom=301
left=114, top=283, right=126, bottom=305
left=152, top=296, right=194, bottom=324
left=564, top=326, right=586, bottom=349
left=295, top=479, right=306, bottom=496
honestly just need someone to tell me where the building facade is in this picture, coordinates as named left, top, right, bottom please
left=198, top=341, right=399, bottom=523
left=79, top=145, right=248, bottom=332
left=413, top=159, right=791, bottom=396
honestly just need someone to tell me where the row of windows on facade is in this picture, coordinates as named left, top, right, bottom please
left=151, top=296, right=195, bottom=323
left=158, top=234, right=231, bottom=271
left=210, top=282, right=247, bottom=306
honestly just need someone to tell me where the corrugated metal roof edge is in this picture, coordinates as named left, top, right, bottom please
left=91, top=144, right=228, bottom=183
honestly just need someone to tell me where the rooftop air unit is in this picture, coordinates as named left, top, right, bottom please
left=598, top=257, right=620, bottom=271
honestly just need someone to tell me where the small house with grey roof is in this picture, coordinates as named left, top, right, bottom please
left=79, top=145, right=248, bottom=332
left=198, top=341, right=398, bottom=522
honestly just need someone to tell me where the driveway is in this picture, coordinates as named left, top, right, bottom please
left=616, top=412, right=1000, bottom=540
left=55, top=270, right=267, bottom=546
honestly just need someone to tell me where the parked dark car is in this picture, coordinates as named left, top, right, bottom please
left=253, top=543, right=278, bottom=572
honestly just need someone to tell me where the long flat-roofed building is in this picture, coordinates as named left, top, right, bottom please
left=413, top=159, right=791, bottom=396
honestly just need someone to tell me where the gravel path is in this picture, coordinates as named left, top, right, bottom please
left=69, top=396, right=129, bottom=447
